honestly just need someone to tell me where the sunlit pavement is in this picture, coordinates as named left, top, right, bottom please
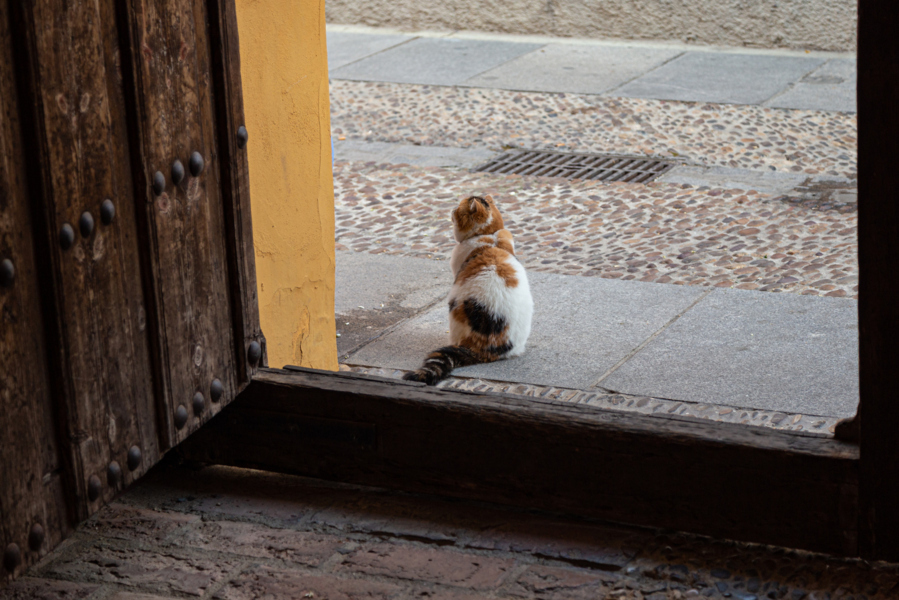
left=328, top=26, right=858, bottom=430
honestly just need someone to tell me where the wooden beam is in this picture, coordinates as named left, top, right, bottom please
left=181, top=368, right=860, bottom=557
left=857, top=0, right=899, bottom=561
left=207, top=0, right=265, bottom=381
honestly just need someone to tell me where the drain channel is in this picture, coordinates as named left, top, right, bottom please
left=474, top=149, right=676, bottom=183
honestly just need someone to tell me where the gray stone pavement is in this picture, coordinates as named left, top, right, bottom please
left=600, top=287, right=859, bottom=418
left=333, top=140, right=496, bottom=169
left=337, top=251, right=859, bottom=423
left=328, top=25, right=856, bottom=112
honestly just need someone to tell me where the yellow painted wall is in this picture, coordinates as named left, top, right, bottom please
left=236, top=0, right=338, bottom=369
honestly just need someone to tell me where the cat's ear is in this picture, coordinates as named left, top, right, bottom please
left=468, top=197, right=478, bottom=212
left=485, top=195, right=494, bottom=202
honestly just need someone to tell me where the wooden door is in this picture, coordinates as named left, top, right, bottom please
left=0, top=0, right=261, bottom=582
left=0, top=0, right=71, bottom=576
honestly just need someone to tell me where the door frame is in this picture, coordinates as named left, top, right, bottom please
left=184, top=0, right=895, bottom=561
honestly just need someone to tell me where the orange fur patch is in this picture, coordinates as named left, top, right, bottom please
left=456, top=246, right=519, bottom=288
left=478, top=205, right=505, bottom=235
left=496, top=230, right=515, bottom=255
left=450, top=303, right=468, bottom=326
left=454, top=196, right=505, bottom=238
left=453, top=196, right=489, bottom=233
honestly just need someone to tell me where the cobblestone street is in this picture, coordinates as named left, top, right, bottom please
left=333, top=160, right=857, bottom=297
left=331, top=82, right=858, bottom=299
left=330, top=81, right=857, bottom=177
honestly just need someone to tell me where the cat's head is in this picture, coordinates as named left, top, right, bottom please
left=452, top=195, right=504, bottom=242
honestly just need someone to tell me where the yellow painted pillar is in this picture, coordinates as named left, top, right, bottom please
left=235, top=0, right=337, bottom=370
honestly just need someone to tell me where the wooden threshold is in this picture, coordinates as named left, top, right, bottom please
left=179, top=367, right=860, bottom=557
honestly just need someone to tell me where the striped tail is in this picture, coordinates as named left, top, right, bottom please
left=402, top=345, right=482, bottom=386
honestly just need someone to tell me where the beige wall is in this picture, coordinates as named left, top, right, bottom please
left=236, top=0, right=338, bottom=370
left=326, top=0, right=857, bottom=52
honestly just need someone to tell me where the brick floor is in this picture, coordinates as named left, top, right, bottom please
left=4, top=463, right=898, bottom=600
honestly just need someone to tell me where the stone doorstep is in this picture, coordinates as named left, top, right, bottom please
left=338, top=364, right=842, bottom=435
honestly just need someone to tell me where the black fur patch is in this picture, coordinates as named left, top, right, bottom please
left=486, top=341, right=513, bottom=356
left=432, top=345, right=478, bottom=366
left=402, top=370, right=430, bottom=383
left=463, top=299, right=506, bottom=336
left=448, top=299, right=457, bottom=311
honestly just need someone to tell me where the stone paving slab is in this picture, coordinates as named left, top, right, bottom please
left=327, top=27, right=856, bottom=112
left=332, top=140, right=847, bottom=198
left=326, top=31, right=413, bottom=70
left=657, top=165, right=808, bottom=195
left=463, top=44, right=682, bottom=95
left=333, top=139, right=498, bottom=168
left=341, top=253, right=859, bottom=418
left=330, top=37, right=543, bottom=86
left=335, top=250, right=450, bottom=355
left=336, top=250, right=449, bottom=315
left=766, top=58, right=857, bottom=113
left=601, top=287, right=859, bottom=417
left=346, top=268, right=707, bottom=390
left=615, top=52, right=825, bottom=105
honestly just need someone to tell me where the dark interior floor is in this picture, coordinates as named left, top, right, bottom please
left=2, top=461, right=895, bottom=600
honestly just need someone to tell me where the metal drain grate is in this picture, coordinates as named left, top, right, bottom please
left=474, top=149, right=676, bottom=183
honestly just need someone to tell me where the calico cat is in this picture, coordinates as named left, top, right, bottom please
left=403, top=195, right=533, bottom=385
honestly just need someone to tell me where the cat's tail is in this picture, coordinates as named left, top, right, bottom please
left=402, top=345, right=484, bottom=386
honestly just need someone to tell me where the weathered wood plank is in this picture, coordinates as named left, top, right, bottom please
left=12, top=0, right=161, bottom=521
left=857, top=0, right=899, bottom=562
left=118, top=0, right=240, bottom=447
left=182, top=368, right=860, bottom=556
left=0, top=1, right=71, bottom=580
left=207, top=0, right=265, bottom=377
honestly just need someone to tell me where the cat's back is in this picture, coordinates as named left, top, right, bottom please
left=451, top=235, right=532, bottom=321
left=454, top=244, right=526, bottom=292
